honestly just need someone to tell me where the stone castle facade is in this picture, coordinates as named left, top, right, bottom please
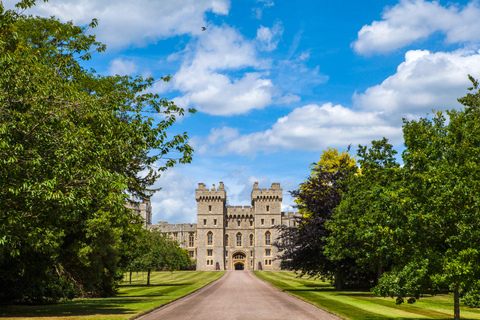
left=151, top=182, right=300, bottom=271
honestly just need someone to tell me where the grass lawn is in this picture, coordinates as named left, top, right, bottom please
left=0, top=271, right=224, bottom=320
left=254, top=271, right=480, bottom=320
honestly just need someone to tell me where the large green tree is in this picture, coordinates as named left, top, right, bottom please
left=0, top=1, right=194, bottom=303
left=326, top=138, right=402, bottom=283
left=374, top=78, right=480, bottom=320
left=274, top=148, right=375, bottom=289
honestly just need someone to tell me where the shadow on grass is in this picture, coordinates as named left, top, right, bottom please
left=118, top=283, right=192, bottom=288
left=0, top=298, right=144, bottom=318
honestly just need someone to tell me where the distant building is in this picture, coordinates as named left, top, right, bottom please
left=151, top=182, right=300, bottom=271
left=125, top=198, right=152, bottom=229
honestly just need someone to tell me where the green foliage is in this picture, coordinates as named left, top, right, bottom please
left=0, top=2, right=194, bottom=303
left=326, top=138, right=401, bottom=282
left=131, top=230, right=192, bottom=285
left=325, top=77, right=480, bottom=319
left=275, top=148, right=375, bottom=289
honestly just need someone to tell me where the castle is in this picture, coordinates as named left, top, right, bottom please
left=150, top=182, right=300, bottom=271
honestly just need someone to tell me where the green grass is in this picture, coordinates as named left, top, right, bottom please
left=0, top=271, right=224, bottom=320
left=254, top=271, right=480, bottom=320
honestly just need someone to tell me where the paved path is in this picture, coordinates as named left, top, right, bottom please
left=138, top=271, right=339, bottom=320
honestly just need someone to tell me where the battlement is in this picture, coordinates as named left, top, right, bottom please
left=226, top=206, right=254, bottom=215
left=251, top=182, right=283, bottom=204
left=195, top=182, right=226, bottom=202
left=281, top=211, right=301, bottom=218
left=152, top=222, right=197, bottom=232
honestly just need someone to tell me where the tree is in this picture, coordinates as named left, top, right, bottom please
left=370, top=77, right=480, bottom=320
left=326, top=138, right=402, bottom=283
left=275, top=148, right=374, bottom=289
left=133, top=230, right=191, bottom=285
left=0, top=1, right=195, bottom=303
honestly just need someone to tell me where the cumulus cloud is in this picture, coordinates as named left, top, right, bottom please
left=4, top=0, right=230, bottom=49
left=256, top=21, right=284, bottom=51
left=107, top=58, right=137, bottom=76
left=150, top=169, right=197, bottom=224
left=354, top=49, right=480, bottom=113
left=172, top=26, right=276, bottom=115
left=353, top=0, right=480, bottom=55
left=200, top=103, right=402, bottom=156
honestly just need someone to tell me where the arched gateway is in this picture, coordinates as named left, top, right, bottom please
left=232, top=251, right=246, bottom=270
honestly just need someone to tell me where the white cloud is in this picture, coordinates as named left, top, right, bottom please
left=172, top=26, right=276, bottom=115
left=201, top=103, right=402, bottom=155
left=353, top=0, right=480, bottom=55
left=253, top=0, right=274, bottom=19
left=5, top=0, right=230, bottom=49
left=354, top=49, right=480, bottom=113
left=107, top=58, right=137, bottom=76
left=150, top=168, right=197, bottom=224
left=256, top=21, right=284, bottom=51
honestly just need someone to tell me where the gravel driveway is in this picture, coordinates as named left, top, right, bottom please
left=137, top=271, right=339, bottom=320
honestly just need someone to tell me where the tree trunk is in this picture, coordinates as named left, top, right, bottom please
left=377, top=258, right=383, bottom=284
left=129, top=271, right=132, bottom=284
left=335, top=269, right=343, bottom=291
left=454, top=283, right=460, bottom=320
left=147, top=269, right=151, bottom=286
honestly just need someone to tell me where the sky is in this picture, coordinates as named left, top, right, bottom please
left=7, top=0, right=480, bottom=224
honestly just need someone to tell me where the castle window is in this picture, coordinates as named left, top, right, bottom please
left=293, top=221, right=296, bottom=227
left=266, top=249, right=271, bottom=256
left=173, top=232, right=178, bottom=239
left=209, top=205, right=212, bottom=212
left=211, top=260, right=213, bottom=265
left=188, top=233, right=195, bottom=247
left=266, top=205, right=270, bottom=212
left=237, top=220, right=240, bottom=227
left=207, top=249, right=213, bottom=256
left=250, top=251, right=253, bottom=257
left=261, top=219, right=264, bottom=225
left=236, top=233, right=242, bottom=246
left=225, top=234, right=229, bottom=246
left=225, top=251, right=228, bottom=257
left=189, top=251, right=194, bottom=258
left=214, top=219, right=217, bottom=225
left=251, top=260, right=253, bottom=267
left=269, top=259, right=272, bottom=265
left=207, top=231, right=213, bottom=245
left=226, top=220, right=229, bottom=227
left=271, top=218, right=275, bottom=225
left=203, top=219, right=207, bottom=226
left=207, top=260, right=210, bottom=265
left=265, top=231, right=271, bottom=245
left=249, top=234, right=254, bottom=246
left=250, top=220, right=253, bottom=227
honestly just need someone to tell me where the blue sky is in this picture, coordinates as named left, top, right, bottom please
left=9, top=0, right=480, bottom=223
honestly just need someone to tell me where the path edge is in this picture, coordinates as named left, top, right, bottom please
left=252, top=271, right=347, bottom=320
left=131, top=271, right=226, bottom=320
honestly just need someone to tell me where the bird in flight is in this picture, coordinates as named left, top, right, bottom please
left=202, top=27, right=206, bottom=31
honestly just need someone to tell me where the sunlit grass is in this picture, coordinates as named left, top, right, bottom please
left=0, top=271, right=224, bottom=320
left=254, top=271, right=480, bottom=320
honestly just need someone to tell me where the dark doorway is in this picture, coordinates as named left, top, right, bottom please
left=234, top=263, right=244, bottom=270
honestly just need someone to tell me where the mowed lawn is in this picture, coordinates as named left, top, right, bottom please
left=0, top=271, right=224, bottom=320
left=254, top=271, right=480, bottom=320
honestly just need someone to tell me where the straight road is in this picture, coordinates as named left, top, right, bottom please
left=138, top=271, right=339, bottom=320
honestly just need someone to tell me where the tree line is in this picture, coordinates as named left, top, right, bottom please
left=275, top=77, right=480, bottom=320
left=0, top=0, right=193, bottom=304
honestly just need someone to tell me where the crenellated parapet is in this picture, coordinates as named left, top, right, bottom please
left=195, top=182, right=226, bottom=203
left=226, top=205, right=254, bottom=219
left=251, top=182, right=283, bottom=205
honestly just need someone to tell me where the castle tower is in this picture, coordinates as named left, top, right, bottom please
left=252, top=182, right=283, bottom=270
left=195, top=182, right=226, bottom=271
